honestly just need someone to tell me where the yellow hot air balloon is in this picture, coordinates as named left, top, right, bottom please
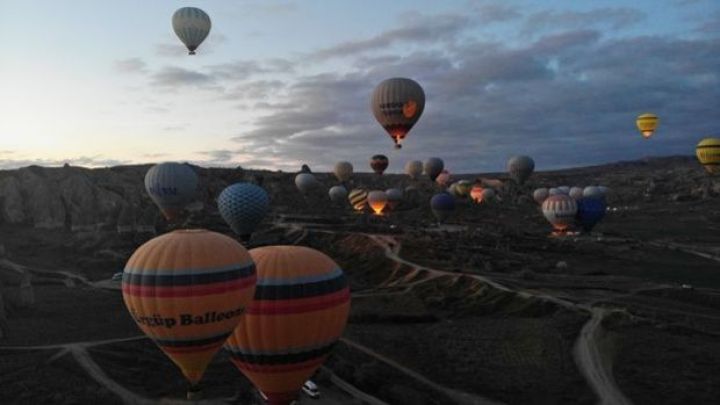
left=122, top=230, right=256, bottom=396
left=696, top=138, right=720, bottom=175
left=636, top=113, right=659, bottom=139
left=225, top=246, right=350, bottom=405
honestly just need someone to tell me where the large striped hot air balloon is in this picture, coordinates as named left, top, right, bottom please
left=144, top=162, right=198, bottom=221
left=696, top=138, right=720, bottom=175
left=225, top=246, right=350, bottom=405
left=172, top=7, right=211, bottom=55
left=371, top=78, right=425, bottom=149
left=348, top=188, right=368, bottom=211
left=122, top=230, right=256, bottom=396
left=217, top=183, right=270, bottom=240
left=636, top=113, right=658, bottom=139
left=542, top=195, right=578, bottom=232
left=370, top=155, right=389, bottom=175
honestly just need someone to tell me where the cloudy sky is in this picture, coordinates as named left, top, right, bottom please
left=1, top=0, right=718, bottom=173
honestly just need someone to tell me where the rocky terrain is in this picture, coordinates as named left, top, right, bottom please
left=1, top=155, right=719, bottom=404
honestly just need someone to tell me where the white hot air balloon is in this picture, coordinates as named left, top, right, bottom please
left=569, top=187, right=584, bottom=200
left=329, top=185, right=348, bottom=204
left=405, top=160, right=423, bottom=180
left=557, top=186, right=570, bottom=195
left=533, top=188, right=549, bottom=204
left=172, top=7, right=212, bottom=55
left=367, top=190, right=389, bottom=214
left=583, top=186, right=604, bottom=199
left=371, top=78, right=425, bottom=149
left=295, top=173, right=319, bottom=194
left=542, top=195, right=577, bottom=232
left=334, top=161, right=353, bottom=182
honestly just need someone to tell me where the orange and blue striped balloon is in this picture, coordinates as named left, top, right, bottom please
left=225, top=246, right=350, bottom=405
left=122, top=229, right=256, bottom=385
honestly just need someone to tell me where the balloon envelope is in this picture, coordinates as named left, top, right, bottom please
left=636, top=113, right=658, bottom=139
left=424, top=158, right=444, bottom=181
left=371, top=78, right=425, bottom=149
left=533, top=188, right=549, bottom=204
left=542, top=195, right=577, bottom=231
left=370, top=155, right=389, bottom=175
left=385, top=188, right=403, bottom=210
left=576, top=197, right=607, bottom=232
left=122, top=230, right=256, bottom=385
left=583, top=186, right=604, bottom=200
left=430, top=193, right=455, bottom=222
left=471, top=185, right=485, bottom=203
left=507, top=156, right=535, bottom=184
left=295, top=173, right=318, bottom=194
left=329, top=185, right=348, bottom=204
left=144, top=162, right=198, bottom=220
left=225, top=246, right=350, bottom=405
left=569, top=187, right=584, bottom=200
left=696, top=138, right=720, bottom=175
left=334, top=161, right=353, bottom=182
left=218, top=183, right=270, bottom=238
left=348, top=188, right=368, bottom=211
left=367, top=190, right=388, bottom=214
left=172, top=7, right=211, bottom=55
left=405, top=160, right=423, bottom=180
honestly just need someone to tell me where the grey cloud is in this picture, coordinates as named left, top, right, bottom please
left=115, top=57, right=147, bottom=73
left=311, top=14, right=471, bottom=59
left=470, top=3, right=523, bottom=23
left=198, top=149, right=239, bottom=162
left=150, top=67, right=214, bottom=87
left=522, top=7, right=646, bottom=36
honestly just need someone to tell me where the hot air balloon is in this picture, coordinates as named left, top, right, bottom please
left=371, top=78, right=425, bottom=149
left=548, top=187, right=561, bottom=196
left=348, top=188, right=368, bottom=212
left=367, top=190, right=388, bottom=214
left=329, top=185, right=348, bottom=204
left=576, top=197, right=607, bottom=232
left=405, top=160, right=423, bottom=180
left=217, top=183, right=270, bottom=241
left=295, top=173, right=319, bottom=194
left=225, top=246, right=350, bottom=405
left=636, top=113, right=658, bottom=139
left=334, top=161, right=353, bottom=182
left=597, top=186, right=610, bottom=196
left=145, top=162, right=198, bottom=221
left=533, top=188, right=549, bottom=204
left=557, top=186, right=570, bottom=195
left=122, top=230, right=256, bottom=398
left=431, top=193, right=455, bottom=223
left=696, top=138, right=720, bottom=174
left=507, top=156, right=535, bottom=185
left=436, top=170, right=451, bottom=187
left=370, top=155, right=389, bottom=175
left=583, top=186, right=604, bottom=200
left=542, top=195, right=577, bottom=232
left=172, top=7, right=211, bottom=55
left=569, top=187, right=584, bottom=200
left=385, top=188, right=403, bottom=210
left=424, top=158, right=444, bottom=182
left=470, top=184, right=485, bottom=203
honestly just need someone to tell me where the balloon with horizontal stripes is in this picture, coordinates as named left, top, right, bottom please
left=144, top=162, right=198, bottom=221
left=542, top=194, right=578, bottom=231
left=121, top=230, right=256, bottom=387
left=636, top=113, right=658, bottom=139
left=172, top=7, right=211, bottom=55
left=225, top=246, right=350, bottom=405
left=696, top=138, right=720, bottom=175
left=371, top=78, right=425, bottom=149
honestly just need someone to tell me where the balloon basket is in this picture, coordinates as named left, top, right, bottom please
left=186, top=384, right=202, bottom=401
